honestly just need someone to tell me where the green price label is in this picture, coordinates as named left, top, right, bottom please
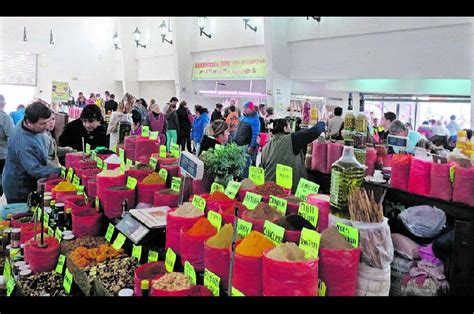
left=149, top=131, right=159, bottom=140
left=105, top=223, right=115, bottom=242
left=165, top=248, right=177, bottom=273
left=148, top=250, right=159, bottom=263
left=295, top=178, right=320, bottom=201
left=268, top=195, right=288, bottom=216
left=36, top=207, right=42, bottom=220
left=184, top=261, right=197, bottom=285
left=318, top=279, right=327, bottom=297
left=210, top=182, right=225, bottom=193
left=336, top=222, right=359, bottom=248
left=66, top=167, right=74, bottom=182
left=95, top=196, right=100, bottom=210
left=73, top=174, right=80, bottom=187
left=3, top=258, right=11, bottom=282
left=141, top=126, right=150, bottom=137
left=263, top=221, right=285, bottom=245
left=112, top=232, right=126, bottom=250
left=450, top=165, right=456, bottom=183
left=126, top=159, right=133, bottom=166
left=159, top=168, right=168, bottom=181
left=242, top=191, right=262, bottom=210
left=237, top=219, right=252, bottom=238
left=127, top=177, right=138, bottom=190
left=103, top=162, right=108, bottom=171
left=112, top=144, right=117, bottom=153
left=10, top=248, right=20, bottom=258
left=55, top=228, right=63, bottom=243
left=276, top=163, right=293, bottom=190
left=249, top=166, right=265, bottom=186
left=204, top=268, right=221, bottom=297
left=120, top=162, right=125, bottom=174
left=207, top=211, right=222, bottom=231
left=55, top=254, right=66, bottom=274
left=119, top=148, right=125, bottom=162
left=298, top=202, right=319, bottom=228
left=6, top=277, right=15, bottom=297
left=159, top=145, right=167, bottom=158
left=60, top=166, right=66, bottom=179
left=192, top=195, right=206, bottom=211
left=171, top=143, right=180, bottom=158
left=91, top=150, right=97, bottom=160
left=225, top=181, right=241, bottom=199
left=47, top=226, right=54, bottom=236
left=132, top=245, right=142, bottom=261
left=43, top=213, right=50, bottom=228
left=171, top=177, right=181, bottom=192
left=231, top=287, right=245, bottom=297
left=149, top=157, right=158, bottom=170
left=63, top=268, right=73, bottom=294
left=85, top=143, right=91, bottom=154
left=96, top=157, right=103, bottom=169
left=299, top=227, right=321, bottom=259
left=77, top=185, right=84, bottom=196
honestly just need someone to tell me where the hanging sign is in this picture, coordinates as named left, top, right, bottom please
left=51, top=80, right=70, bottom=103
left=192, top=56, right=267, bottom=80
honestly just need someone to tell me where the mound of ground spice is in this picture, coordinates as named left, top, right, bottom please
left=275, top=214, right=315, bottom=231
left=206, top=224, right=240, bottom=249
left=53, top=181, right=77, bottom=192
left=266, top=242, right=308, bottom=262
left=99, top=168, right=123, bottom=177
left=223, top=202, right=246, bottom=216
left=141, top=172, right=166, bottom=185
left=235, top=231, right=275, bottom=257
left=158, top=188, right=179, bottom=195
left=281, top=195, right=302, bottom=204
left=320, top=226, right=353, bottom=250
left=208, top=191, right=232, bottom=202
left=246, top=202, right=283, bottom=221
left=136, top=263, right=166, bottom=280
left=253, top=181, right=286, bottom=197
left=170, top=202, right=203, bottom=218
left=131, top=164, right=154, bottom=171
left=108, top=185, right=131, bottom=191
left=152, top=272, right=193, bottom=291
left=240, top=178, right=256, bottom=190
left=186, top=217, right=217, bottom=237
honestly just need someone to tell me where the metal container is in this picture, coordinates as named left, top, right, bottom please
left=19, top=269, right=32, bottom=279
left=11, top=228, right=21, bottom=248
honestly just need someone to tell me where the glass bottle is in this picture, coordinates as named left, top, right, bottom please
left=64, top=208, right=72, bottom=231
left=354, top=93, right=367, bottom=164
left=344, top=93, right=355, bottom=132
left=329, top=139, right=365, bottom=217
left=141, top=279, right=149, bottom=297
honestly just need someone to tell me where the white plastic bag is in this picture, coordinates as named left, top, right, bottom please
left=356, top=262, right=391, bottom=296
left=399, top=205, right=446, bottom=238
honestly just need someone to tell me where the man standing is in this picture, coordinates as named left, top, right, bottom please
left=2, top=102, right=60, bottom=203
left=0, top=95, right=15, bottom=197
left=380, top=111, right=397, bottom=141
left=234, top=102, right=260, bottom=178
left=446, top=115, right=461, bottom=140
left=388, top=120, right=424, bottom=154
left=59, top=104, right=108, bottom=151
left=327, top=107, right=344, bottom=139
left=10, top=104, right=26, bottom=125
left=105, top=91, right=111, bottom=102
left=104, top=94, right=118, bottom=113
left=211, top=103, right=224, bottom=121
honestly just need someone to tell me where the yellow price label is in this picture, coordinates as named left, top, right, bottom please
left=336, top=223, right=359, bottom=248
left=242, top=192, right=262, bottom=210
left=231, top=286, right=245, bottom=296
left=171, top=143, right=180, bottom=158
left=249, top=166, right=265, bottom=186
left=55, top=254, right=66, bottom=274
left=126, top=177, right=138, bottom=190
left=149, top=157, right=158, bottom=170
left=105, top=223, right=115, bottom=242
left=126, top=159, right=133, bottom=166
left=149, top=131, right=159, bottom=140
left=224, top=181, right=241, bottom=199
left=165, top=248, right=177, bottom=273
left=47, top=226, right=54, bottom=236
left=268, top=195, right=288, bottom=216
left=171, top=177, right=181, bottom=192
left=210, top=182, right=225, bottom=193
left=192, top=195, right=206, bottom=211
left=276, top=163, right=293, bottom=190
left=112, top=233, right=126, bottom=250
left=184, top=261, right=197, bottom=285
left=63, top=268, right=73, bottom=294
left=96, top=158, right=103, bottom=169
left=299, top=227, right=321, bottom=259
left=6, top=277, right=15, bottom=297
left=159, top=168, right=168, bottom=181
left=73, top=174, right=80, bottom=187
left=55, top=228, right=63, bottom=243
left=159, top=145, right=167, bottom=158
left=95, top=196, right=100, bottom=210
left=298, top=202, right=319, bottom=228
left=66, top=167, right=74, bottom=182
left=204, top=268, right=221, bottom=297
left=85, top=143, right=91, bottom=154
left=318, top=279, right=327, bottom=296
left=132, top=245, right=142, bottom=261
left=263, top=221, right=285, bottom=245
left=119, top=148, right=125, bottom=162
left=60, top=166, right=66, bottom=179
left=237, top=219, right=252, bottom=238
left=141, top=126, right=150, bottom=137
left=207, top=211, right=222, bottom=231
left=295, top=178, right=320, bottom=201
left=148, top=250, right=159, bottom=263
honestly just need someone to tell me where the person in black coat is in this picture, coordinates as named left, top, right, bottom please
left=211, top=103, right=224, bottom=121
left=59, top=104, right=108, bottom=151
left=104, top=94, right=118, bottom=113
left=176, top=100, right=193, bottom=152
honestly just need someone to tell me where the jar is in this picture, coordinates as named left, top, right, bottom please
left=0, top=275, right=5, bottom=290
left=44, top=196, right=52, bottom=208
left=5, top=244, right=11, bottom=258
left=118, top=288, right=134, bottom=297
left=20, top=244, right=25, bottom=256
left=11, top=228, right=21, bottom=248
left=19, top=269, right=32, bottom=279
left=19, top=265, right=30, bottom=272
left=2, top=228, right=12, bottom=255
left=63, top=234, right=75, bottom=241
left=14, top=261, right=26, bottom=275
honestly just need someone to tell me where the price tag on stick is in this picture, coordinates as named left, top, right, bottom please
left=207, top=211, right=222, bottom=231
left=105, top=223, right=115, bottom=242
left=295, top=178, right=320, bottom=201
left=276, top=163, right=293, bottom=190
left=192, top=195, right=206, bottom=211
left=210, top=182, right=224, bottom=193
left=171, top=177, right=181, bottom=192
left=336, top=223, right=359, bottom=248
left=184, top=261, right=197, bottom=285
left=298, top=202, right=319, bottom=228
left=249, top=166, right=265, bottom=185
left=299, top=228, right=321, bottom=259
left=63, top=268, right=73, bottom=294
left=127, top=177, right=138, bottom=190
left=165, top=248, right=177, bottom=272
left=237, top=219, right=252, bottom=238
left=242, top=192, right=262, bottom=210
left=55, top=254, right=66, bottom=274
left=204, top=268, right=221, bottom=297
left=225, top=181, right=241, bottom=199
left=263, top=221, right=285, bottom=245
left=268, top=195, right=288, bottom=216
left=159, top=168, right=168, bottom=181
left=159, top=145, right=167, bottom=158
left=112, top=233, right=126, bottom=250
left=132, top=245, right=142, bottom=261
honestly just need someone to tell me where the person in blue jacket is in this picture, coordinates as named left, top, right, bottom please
left=233, top=101, right=261, bottom=178
left=10, top=104, right=25, bottom=125
left=2, top=102, right=61, bottom=203
left=192, top=105, right=210, bottom=156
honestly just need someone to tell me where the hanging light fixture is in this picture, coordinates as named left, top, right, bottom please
left=132, top=27, right=146, bottom=48
left=112, top=32, right=121, bottom=50
left=197, top=17, right=211, bottom=38
left=306, top=16, right=321, bottom=22
left=159, top=20, right=173, bottom=45
left=242, top=17, right=257, bottom=32
left=23, top=27, right=27, bottom=42
left=50, top=29, right=54, bottom=45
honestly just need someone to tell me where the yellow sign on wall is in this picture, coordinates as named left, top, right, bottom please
left=192, top=57, right=266, bottom=80
left=51, top=81, right=70, bottom=103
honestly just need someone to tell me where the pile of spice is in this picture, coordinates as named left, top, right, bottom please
left=92, top=257, right=139, bottom=295
left=186, top=217, right=217, bottom=237
left=104, top=154, right=121, bottom=164
left=129, top=163, right=153, bottom=171
left=69, top=244, right=125, bottom=268
left=53, top=181, right=77, bottom=192
left=17, top=216, right=34, bottom=223
left=206, top=224, right=240, bottom=249
left=17, top=271, right=68, bottom=296
left=275, top=214, right=315, bottom=231
left=170, top=202, right=203, bottom=218
left=152, top=272, right=193, bottom=291
left=281, top=195, right=303, bottom=205
left=245, top=202, right=283, bottom=221
left=159, top=188, right=179, bottom=195
left=235, top=231, right=276, bottom=257
left=254, top=181, right=286, bottom=197
left=141, top=172, right=166, bottom=185
left=223, top=202, right=246, bottom=216
left=320, top=226, right=353, bottom=249
left=266, top=242, right=308, bottom=262
left=99, top=168, right=122, bottom=177
left=108, top=185, right=131, bottom=191
left=136, top=263, right=167, bottom=280
left=60, top=236, right=105, bottom=255
left=240, top=178, right=256, bottom=190
left=207, top=191, right=232, bottom=202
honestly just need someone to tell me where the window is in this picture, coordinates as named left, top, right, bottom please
left=0, top=51, right=38, bottom=86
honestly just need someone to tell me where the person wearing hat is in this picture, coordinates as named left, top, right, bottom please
left=233, top=101, right=261, bottom=178
left=198, top=120, right=229, bottom=157
left=0, top=95, right=15, bottom=197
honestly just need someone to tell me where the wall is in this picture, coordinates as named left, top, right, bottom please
left=138, top=81, right=176, bottom=107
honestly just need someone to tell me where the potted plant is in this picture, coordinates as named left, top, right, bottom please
left=200, top=143, right=248, bottom=186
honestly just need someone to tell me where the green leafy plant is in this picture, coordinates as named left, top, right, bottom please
left=200, top=143, right=248, bottom=183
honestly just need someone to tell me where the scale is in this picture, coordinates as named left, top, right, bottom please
left=115, top=214, right=150, bottom=244
left=129, top=206, right=169, bottom=229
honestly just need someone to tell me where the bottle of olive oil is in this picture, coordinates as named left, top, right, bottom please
left=330, top=139, right=365, bottom=217
left=354, top=93, right=367, bottom=165
left=343, top=93, right=355, bottom=136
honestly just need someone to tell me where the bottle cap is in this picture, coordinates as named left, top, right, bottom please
left=118, top=288, right=134, bottom=297
left=19, top=269, right=32, bottom=277
left=141, top=279, right=149, bottom=290
left=66, top=208, right=72, bottom=214
left=63, top=234, right=75, bottom=240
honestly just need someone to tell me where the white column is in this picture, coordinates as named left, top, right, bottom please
left=118, top=18, right=140, bottom=96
